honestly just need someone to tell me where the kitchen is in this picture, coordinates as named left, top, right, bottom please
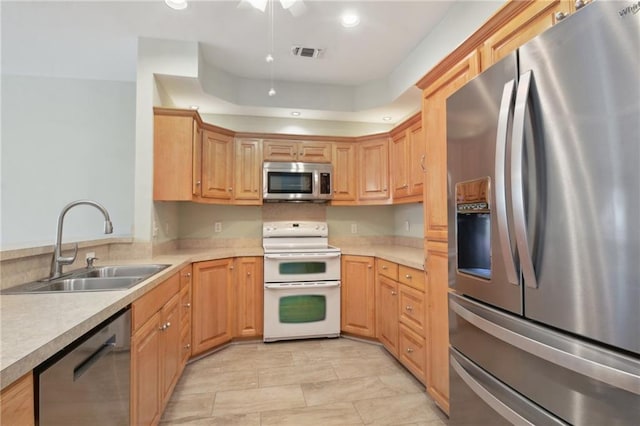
left=2, top=0, right=639, bottom=425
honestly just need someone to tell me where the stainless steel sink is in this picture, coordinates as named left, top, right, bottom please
left=2, top=264, right=170, bottom=294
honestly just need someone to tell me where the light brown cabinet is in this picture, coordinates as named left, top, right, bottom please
left=390, top=114, right=424, bottom=202
left=153, top=109, right=202, bottom=201
left=341, top=255, right=376, bottom=338
left=376, top=259, right=427, bottom=383
left=331, top=142, right=357, bottom=203
left=131, top=273, right=181, bottom=426
left=233, top=257, right=264, bottom=338
left=0, top=373, right=34, bottom=426
left=192, top=259, right=233, bottom=355
left=358, top=136, right=390, bottom=202
left=481, top=0, right=574, bottom=68
left=201, top=129, right=234, bottom=200
left=179, top=265, right=193, bottom=368
left=263, top=140, right=332, bottom=163
left=233, top=138, right=263, bottom=204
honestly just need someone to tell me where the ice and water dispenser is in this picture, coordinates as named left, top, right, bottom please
left=456, top=177, right=491, bottom=280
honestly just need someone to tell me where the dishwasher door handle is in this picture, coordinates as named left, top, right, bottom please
left=73, top=335, right=116, bottom=381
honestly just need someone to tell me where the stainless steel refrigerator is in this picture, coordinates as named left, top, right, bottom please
left=446, top=1, right=640, bottom=424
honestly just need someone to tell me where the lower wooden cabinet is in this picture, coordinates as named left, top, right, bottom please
left=341, top=255, right=376, bottom=337
left=234, top=257, right=264, bottom=338
left=179, top=265, right=193, bottom=369
left=399, top=323, right=427, bottom=381
left=0, top=373, right=34, bottom=426
left=192, top=259, right=233, bottom=355
left=377, top=275, right=399, bottom=357
left=131, top=273, right=181, bottom=426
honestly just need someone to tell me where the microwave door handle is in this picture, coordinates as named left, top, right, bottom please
left=495, top=79, right=519, bottom=286
left=512, top=70, right=538, bottom=289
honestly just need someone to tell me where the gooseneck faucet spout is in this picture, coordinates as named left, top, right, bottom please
left=50, top=200, right=113, bottom=280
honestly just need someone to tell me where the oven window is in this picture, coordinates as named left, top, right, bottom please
left=268, top=172, right=313, bottom=194
left=279, top=262, right=326, bottom=275
left=279, top=295, right=326, bottom=323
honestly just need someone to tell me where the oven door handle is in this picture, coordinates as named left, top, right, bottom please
left=265, top=282, right=341, bottom=290
left=264, top=253, right=340, bottom=261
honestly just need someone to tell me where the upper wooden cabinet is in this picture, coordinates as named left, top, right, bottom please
left=358, top=136, right=390, bottom=202
left=153, top=109, right=202, bottom=201
left=390, top=114, right=424, bottom=202
left=263, top=140, right=332, bottom=163
left=201, top=129, right=234, bottom=200
left=331, top=142, right=357, bottom=203
left=233, top=138, right=262, bottom=204
left=481, top=0, right=575, bottom=68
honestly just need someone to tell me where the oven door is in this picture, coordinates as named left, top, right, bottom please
left=264, top=252, right=340, bottom=282
left=263, top=281, right=341, bottom=342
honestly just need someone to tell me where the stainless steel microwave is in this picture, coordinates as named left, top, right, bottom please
left=263, top=161, right=332, bottom=202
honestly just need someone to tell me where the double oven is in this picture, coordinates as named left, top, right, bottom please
left=262, top=221, right=341, bottom=342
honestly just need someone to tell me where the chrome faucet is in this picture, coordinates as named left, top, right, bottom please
left=49, top=200, right=113, bottom=280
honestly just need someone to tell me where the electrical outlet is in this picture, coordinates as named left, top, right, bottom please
left=214, top=222, right=222, bottom=233
left=405, top=220, right=410, bottom=232
left=351, top=223, right=357, bottom=234
left=164, top=222, right=170, bottom=235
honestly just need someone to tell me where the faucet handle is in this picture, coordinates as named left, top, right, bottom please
left=86, top=256, right=99, bottom=268
left=57, top=243, right=78, bottom=266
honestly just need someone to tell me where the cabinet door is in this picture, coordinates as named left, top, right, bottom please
left=201, top=130, right=234, bottom=200
left=391, top=131, right=410, bottom=199
left=422, top=50, right=480, bottom=242
left=358, top=137, right=390, bottom=201
left=153, top=113, right=197, bottom=201
left=376, top=275, right=399, bottom=357
left=131, top=311, right=162, bottom=426
left=331, top=143, right=357, bottom=203
left=234, top=138, right=262, bottom=203
left=263, top=140, right=298, bottom=161
left=192, top=259, right=233, bottom=355
left=398, top=284, right=426, bottom=336
left=0, top=373, right=34, bottom=426
left=234, top=257, right=264, bottom=338
left=160, top=293, right=181, bottom=407
left=341, top=256, right=376, bottom=338
left=179, top=265, right=192, bottom=367
left=408, top=121, right=425, bottom=197
left=481, top=0, right=574, bottom=67
left=298, top=141, right=332, bottom=163
left=425, top=240, right=450, bottom=414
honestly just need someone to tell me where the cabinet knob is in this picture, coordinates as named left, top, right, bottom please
left=247, top=272, right=252, bottom=276
left=405, top=274, right=412, bottom=279
left=382, top=265, right=388, bottom=270
left=184, top=343, right=191, bottom=350
left=367, top=264, right=372, bottom=269
left=165, top=322, right=171, bottom=329
left=420, top=154, right=426, bottom=172
left=406, top=348, right=414, bottom=354
left=402, top=184, right=408, bottom=189
left=555, top=11, right=568, bottom=21
left=196, top=180, right=201, bottom=185
left=183, top=272, right=191, bottom=278
left=228, top=187, right=233, bottom=192
left=229, top=266, right=234, bottom=270
left=406, top=305, right=413, bottom=311
left=183, top=303, right=191, bottom=308
left=391, top=290, right=397, bottom=296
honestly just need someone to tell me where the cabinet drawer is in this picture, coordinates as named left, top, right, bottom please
left=399, top=323, right=426, bottom=383
left=132, top=273, right=180, bottom=332
left=377, top=259, right=398, bottom=280
left=399, top=285, right=426, bottom=336
left=398, top=265, right=425, bottom=291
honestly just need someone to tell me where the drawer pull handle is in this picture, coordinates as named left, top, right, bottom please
left=406, top=348, right=414, bottom=354
left=368, top=264, right=372, bottom=269
left=183, top=272, right=191, bottom=278
left=405, top=274, right=412, bottom=279
left=382, top=266, right=388, bottom=270
left=391, top=290, right=397, bottom=296
left=406, top=305, right=413, bottom=311
left=183, top=303, right=191, bottom=308
left=184, top=343, right=191, bottom=350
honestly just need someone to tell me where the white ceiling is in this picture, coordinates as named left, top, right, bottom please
left=1, top=1, right=466, bottom=124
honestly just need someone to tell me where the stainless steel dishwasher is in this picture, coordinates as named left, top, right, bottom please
left=36, top=308, right=131, bottom=425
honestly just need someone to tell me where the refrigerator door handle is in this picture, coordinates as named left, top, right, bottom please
left=495, top=79, right=519, bottom=286
left=450, top=294, right=640, bottom=395
left=511, top=70, right=538, bottom=289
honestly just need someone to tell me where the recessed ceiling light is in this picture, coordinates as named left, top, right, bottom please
left=382, top=116, right=392, bottom=121
left=291, top=111, right=301, bottom=117
left=341, top=12, right=360, bottom=28
left=189, top=105, right=199, bottom=110
left=165, top=0, right=187, bottom=10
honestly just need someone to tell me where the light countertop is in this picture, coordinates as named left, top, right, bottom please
left=0, top=244, right=423, bottom=390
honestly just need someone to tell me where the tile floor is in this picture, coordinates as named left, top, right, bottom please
left=161, top=338, right=449, bottom=425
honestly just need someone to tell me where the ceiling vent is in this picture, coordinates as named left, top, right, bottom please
left=291, top=46, right=323, bottom=59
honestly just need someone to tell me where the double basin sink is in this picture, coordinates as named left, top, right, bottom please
left=3, top=264, right=170, bottom=294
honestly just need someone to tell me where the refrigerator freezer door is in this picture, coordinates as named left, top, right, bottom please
left=447, top=53, right=522, bottom=314
left=449, top=293, right=640, bottom=424
left=516, top=0, right=640, bottom=354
